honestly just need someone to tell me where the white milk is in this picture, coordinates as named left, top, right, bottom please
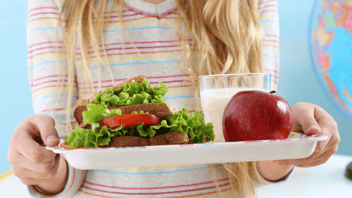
left=200, top=87, right=265, bottom=142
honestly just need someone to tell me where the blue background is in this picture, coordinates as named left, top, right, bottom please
left=1, top=0, right=352, bottom=175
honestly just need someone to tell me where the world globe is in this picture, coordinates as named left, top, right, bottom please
left=309, top=0, right=352, bottom=122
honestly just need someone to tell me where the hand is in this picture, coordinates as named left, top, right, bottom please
left=275, top=102, right=340, bottom=167
left=8, top=114, right=61, bottom=186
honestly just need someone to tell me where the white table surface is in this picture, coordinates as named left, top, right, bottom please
left=1, top=154, right=352, bottom=198
left=257, top=154, right=352, bottom=198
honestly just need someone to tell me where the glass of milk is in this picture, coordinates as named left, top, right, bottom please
left=199, top=73, right=271, bottom=142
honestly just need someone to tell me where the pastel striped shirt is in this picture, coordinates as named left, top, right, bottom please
left=27, top=0, right=281, bottom=197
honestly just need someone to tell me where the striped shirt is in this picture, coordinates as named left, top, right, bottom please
left=27, top=0, right=280, bottom=197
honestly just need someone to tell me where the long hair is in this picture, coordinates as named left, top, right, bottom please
left=55, top=0, right=269, bottom=197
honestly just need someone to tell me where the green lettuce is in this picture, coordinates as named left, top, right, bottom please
left=82, top=104, right=124, bottom=124
left=165, top=108, right=215, bottom=143
left=94, top=78, right=168, bottom=108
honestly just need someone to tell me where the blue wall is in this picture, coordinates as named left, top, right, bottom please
left=0, top=1, right=33, bottom=174
left=0, top=0, right=351, bottom=175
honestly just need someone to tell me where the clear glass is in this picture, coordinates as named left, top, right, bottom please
left=199, top=73, right=271, bottom=142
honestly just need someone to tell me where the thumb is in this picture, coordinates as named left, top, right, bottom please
left=292, top=103, right=321, bottom=135
left=304, top=123, right=321, bottom=135
left=30, top=114, right=60, bottom=146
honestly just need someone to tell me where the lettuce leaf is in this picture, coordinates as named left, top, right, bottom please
left=94, top=78, right=168, bottom=108
left=82, top=104, right=123, bottom=124
left=65, top=124, right=126, bottom=148
left=165, top=108, right=215, bottom=143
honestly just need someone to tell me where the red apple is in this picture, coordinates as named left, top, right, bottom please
left=222, top=90, right=293, bottom=142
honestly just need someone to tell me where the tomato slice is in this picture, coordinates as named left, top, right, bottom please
left=99, top=114, right=162, bottom=129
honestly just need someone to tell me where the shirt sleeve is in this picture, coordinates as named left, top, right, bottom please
left=258, top=0, right=280, bottom=91
left=26, top=0, right=86, bottom=196
left=258, top=167, right=295, bottom=184
left=28, top=165, right=87, bottom=198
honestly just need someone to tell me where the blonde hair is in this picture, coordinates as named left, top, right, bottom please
left=55, top=0, right=269, bottom=197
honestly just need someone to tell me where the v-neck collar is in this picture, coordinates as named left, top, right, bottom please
left=124, top=0, right=177, bottom=18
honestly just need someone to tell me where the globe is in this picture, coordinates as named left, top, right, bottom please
left=309, top=0, right=352, bottom=122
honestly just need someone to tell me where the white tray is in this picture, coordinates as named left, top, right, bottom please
left=45, top=132, right=327, bottom=170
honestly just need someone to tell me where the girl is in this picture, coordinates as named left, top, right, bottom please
left=8, top=0, right=340, bottom=197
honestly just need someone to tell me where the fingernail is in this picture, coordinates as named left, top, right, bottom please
left=306, top=125, right=320, bottom=134
left=46, top=135, right=58, bottom=142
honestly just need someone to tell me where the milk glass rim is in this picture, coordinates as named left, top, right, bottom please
left=198, top=73, right=270, bottom=79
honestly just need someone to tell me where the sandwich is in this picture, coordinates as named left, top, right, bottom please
left=63, top=75, right=215, bottom=149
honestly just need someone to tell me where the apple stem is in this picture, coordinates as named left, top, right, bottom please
left=270, top=90, right=276, bottom=94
